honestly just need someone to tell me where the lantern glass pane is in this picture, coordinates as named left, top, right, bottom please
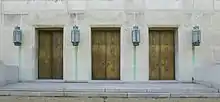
left=13, top=30, right=22, bottom=42
left=136, top=30, right=140, bottom=42
left=196, top=32, right=199, bottom=42
left=71, top=30, right=75, bottom=42
left=198, top=31, right=201, bottom=42
left=71, top=26, right=80, bottom=44
left=192, top=31, right=197, bottom=42
left=132, top=30, right=136, bottom=42
left=74, top=30, right=80, bottom=42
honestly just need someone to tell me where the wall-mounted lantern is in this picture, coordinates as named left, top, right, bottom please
left=132, top=25, right=140, bottom=46
left=192, top=25, right=201, bottom=46
left=71, top=25, right=80, bottom=46
left=13, top=26, right=22, bottom=46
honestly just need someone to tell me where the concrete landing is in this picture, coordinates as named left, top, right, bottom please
left=0, top=81, right=219, bottom=98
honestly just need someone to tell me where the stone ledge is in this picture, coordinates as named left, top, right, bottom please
left=65, top=92, right=128, bottom=98
left=127, top=93, right=170, bottom=98
left=0, top=96, right=104, bottom=102
left=105, top=89, right=147, bottom=93
left=0, top=88, right=64, bottom=92
left=64, top=89, right=105, bottom=92
left=0, top=91, right=220, bottom=98
left=0, top=88, right=217, bottom=93
left=106, top=98, right=220, bottom=102
left=139, top=88, right=218, bottom=93
left=170, top=93, right=220, bottom=98
left=0, top=91, right=64, bottom=97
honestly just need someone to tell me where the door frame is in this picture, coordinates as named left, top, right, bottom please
left=148, top=27, right=178, bottom=80
left=35, top=27, right=64, bottom=80
left=90, top=27, right=121, bottom=80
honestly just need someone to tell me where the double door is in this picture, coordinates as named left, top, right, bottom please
left=38, top=30, right=63, bottom=79
left=149, top=30, right=175, bottom=80
left=92, top=28, right=120, bottom=80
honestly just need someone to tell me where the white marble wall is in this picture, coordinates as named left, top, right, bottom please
left=0, top=0, right=220, bottom=85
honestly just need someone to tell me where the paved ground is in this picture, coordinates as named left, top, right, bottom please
left=0, top=81, right=219, bottom=98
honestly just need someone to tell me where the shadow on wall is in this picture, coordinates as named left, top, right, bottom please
left=0, top=61, right=18, bottom=86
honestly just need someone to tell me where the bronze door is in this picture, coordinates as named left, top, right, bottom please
left=92, top=29, right=120, bottom=80
left=38, top=30, right=63, bottom=79
left=149, top=30, right=175, bottom=80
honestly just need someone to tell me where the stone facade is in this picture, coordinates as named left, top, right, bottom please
left=0, top=0, right=220, bottom=85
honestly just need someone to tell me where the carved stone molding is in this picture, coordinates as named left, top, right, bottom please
left=85, top=11, right=123, bottom=22
left=3, top=14, right=28, bottom=27
left=124, top=11, right=145, bottom=26
left=68, top=12, right=85, bottom=25
left=184, top=12, right=215, bottom=27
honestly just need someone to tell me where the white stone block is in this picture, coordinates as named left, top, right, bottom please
left=214, top=0, right=220, bottom=10
left=4, top=14, right=21, bottom=27
left=194, top=0, right=213, bottom=10
left=127, top=93, right=170, bottom=98
left=86, top=0, right=123, bottom=10
left=28, top=1, right=65, bottom=11
left=5, top=65, right=18, bottom=84
left=182, top=0, right=194, bottom=9
left=146, top=0, right=183, bottom=9
left=68, top=1, right=87, bottom=10
left=3, top=1, right=28, bottom=13
left=212, top=46, right=220, bottom=63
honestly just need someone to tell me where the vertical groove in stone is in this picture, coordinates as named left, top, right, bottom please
left=0, top=0, right=2, bottom=61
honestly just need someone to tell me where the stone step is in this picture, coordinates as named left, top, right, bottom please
left=0, top=87, right=218, bottom=93
left=1, top=96, right=220, bottom=102
left=0, top=91, right=220, bottom=98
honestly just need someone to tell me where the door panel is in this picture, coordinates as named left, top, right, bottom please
left=149, top=30, right=175, bottom=80
left=106, top=31, right=120, bottom=80
left=38, top=31, right=52, bottom=79
left=149, top=31, right=160, bottom=80
left=92, top=30, right=106, bottom=80
left=92, top=29, right=120, bottom=80
left=38, top=30, right=63, bottom=79
left=160, top=31, right=175, bottom=80
left=52, top=31, right=63, bottom=79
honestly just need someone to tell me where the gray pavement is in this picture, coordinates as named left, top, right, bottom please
left=0, top=81, right=219, bottom=98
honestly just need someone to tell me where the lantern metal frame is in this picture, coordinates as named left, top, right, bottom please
left=192, top=25, right=201, bottom=46
left=131, top=25, right=140, bottom=46
left=71, top=25, right=80, bottom=46
left=13, top=26, right=22, bottom=46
